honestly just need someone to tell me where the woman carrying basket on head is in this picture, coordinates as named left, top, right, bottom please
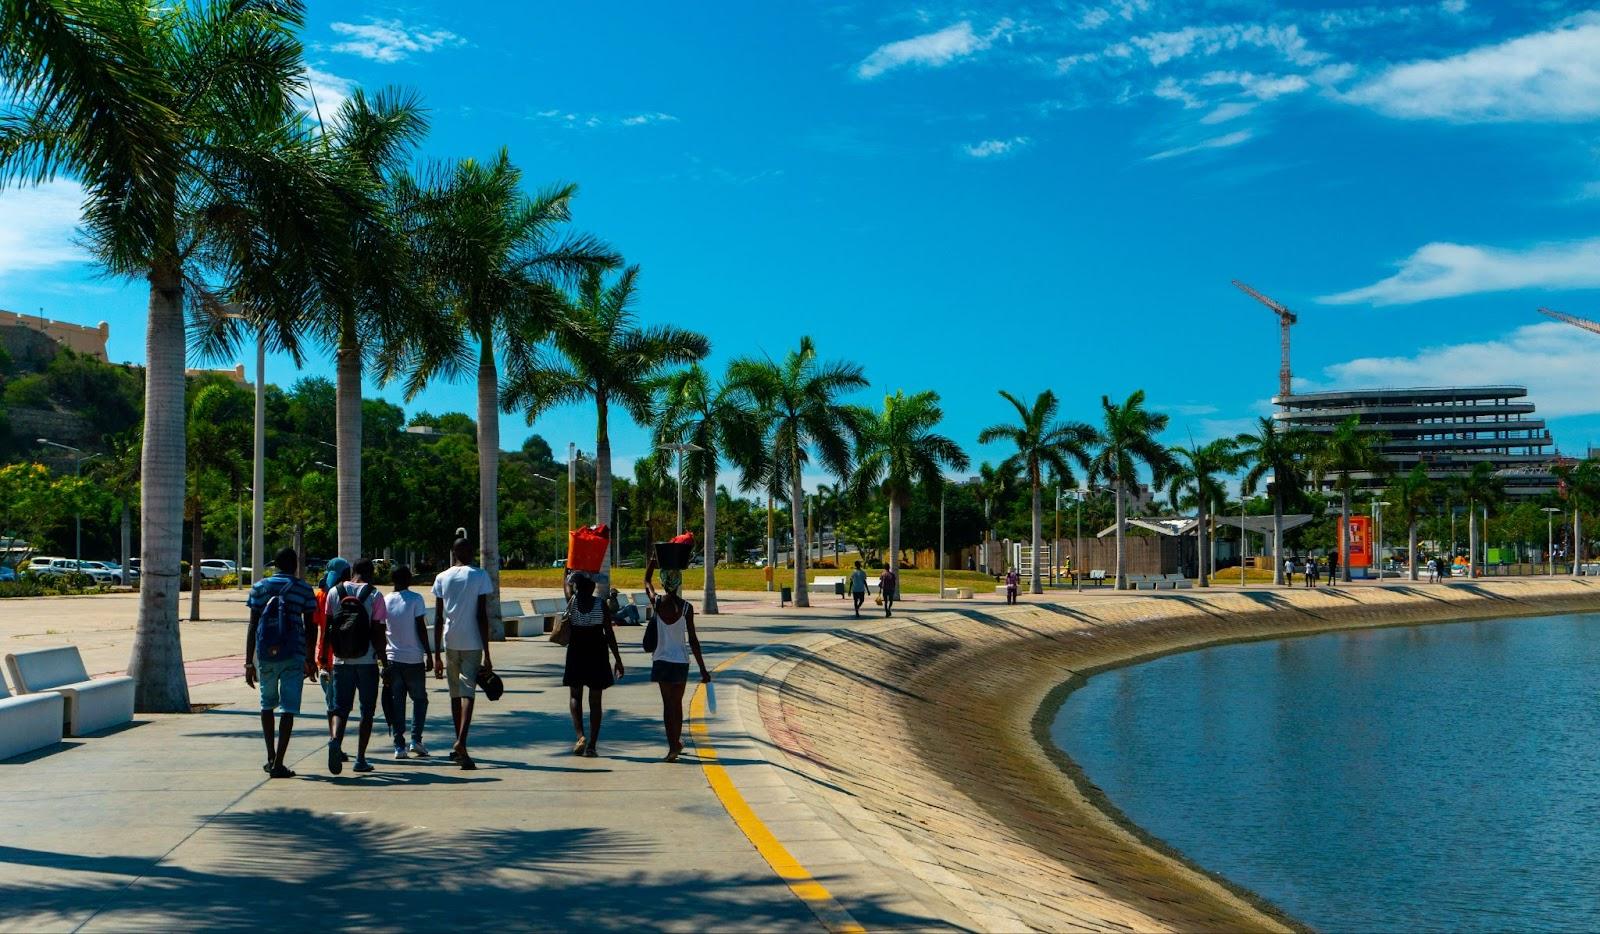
left=644, top=553, right=711, bottom=762
left=562, top=571, right=625, bottom=758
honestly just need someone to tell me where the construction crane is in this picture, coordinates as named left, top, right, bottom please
left=1232, top=279, right=1297, bottom=399
left=1539, top=307, right=1600, bottom=336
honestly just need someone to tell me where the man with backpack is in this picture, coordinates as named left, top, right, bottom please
left=318, top=557, right=388, bottom=774
left=244, top=547, right=319, bottom=779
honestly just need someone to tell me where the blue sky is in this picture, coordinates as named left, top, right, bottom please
left=6, top=1, right=1600, bottom=489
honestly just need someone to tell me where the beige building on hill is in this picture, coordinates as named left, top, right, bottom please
left=0, top=310, right=110, bottom=361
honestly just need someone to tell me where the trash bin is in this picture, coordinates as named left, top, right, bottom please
left=834, top=581, right=845, bottom=597
left=780, top=585, right=792, bottom=605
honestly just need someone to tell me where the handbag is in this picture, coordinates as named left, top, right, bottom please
left=642, top=615, right=658, bottom=654
left=475, top=667, right=504, bottom=702
left=550, top=604, right=572, bottom=646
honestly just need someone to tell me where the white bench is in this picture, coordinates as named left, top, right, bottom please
left=629, top=593, right=655, bottom=622
left=4, top=646, right=135, bottom=736
left=0, top=669, right=63, bottom=760
left=498, top=600, right=529, bottom=637
left=532, top=598, right=567, bottom=634
left=810, top=576, right=844, bottom=595
left=1160, top=573, right=1194, bottom=590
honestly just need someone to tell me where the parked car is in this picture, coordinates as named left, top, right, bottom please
left=80, top=560, right=134, bottom=585
left=26, top=557, right=116, bottom=584
left=0, top=564, right=17, bottom=583
left=198, top=559, right=238, bottom=580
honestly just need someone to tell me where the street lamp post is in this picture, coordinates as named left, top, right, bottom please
left=658, top=442, right=703, bottom=536
left=37, top=439, right=97, bottom=562
left=938, top=481, right=946, bottom=599
left=1543, top=507, right=1561, bottom=575
left=221, top=308, right=267, bottom=586
left=616, top=505, right=628, bottom=567
left=1369, top=496, right=1390, bottom=581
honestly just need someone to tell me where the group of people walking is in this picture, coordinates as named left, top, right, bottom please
left=243, top=538, right=708, bottom=780
left=1282, top=555, right=1339, bottom=588
left=847, top=560, right=899, bottom=618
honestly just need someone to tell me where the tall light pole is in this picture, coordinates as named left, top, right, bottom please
left=616, top=505, right=628, bottom=567
left=1369, top=496, right=1390, bottom=580
left=659, top=441, right=703, bottom=536
left=1543, top=507, right=1561, bottom=575
left=567, top=443, right=577, bottom=534
left=222, top=308, right=267, bottom=586
left=37, top=439, right=97, bottom=562
left=1063, top=488, right=1088, bottom=592
left=938, top=481, right=946, bottom=599
left=531, top=472, right=558, bottom=562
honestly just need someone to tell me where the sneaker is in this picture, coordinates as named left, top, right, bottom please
left=393, top=746, right=409, bottom=760
left=328, top=743, right=343, bottom=775
left=353, top=759, right=374, bottom=773
left=409, top=741, right=429, bottom=758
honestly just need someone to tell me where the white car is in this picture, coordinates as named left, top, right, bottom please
left=79, top=560, right=133, bottom=585
left=198, top=559, right=238, bottom=580
left=26, top=557, right=116, bottom=583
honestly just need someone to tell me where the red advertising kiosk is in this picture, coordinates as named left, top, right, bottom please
left=1339, top=515, right=1373, bottom=571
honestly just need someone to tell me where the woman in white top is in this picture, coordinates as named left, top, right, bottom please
left=644, top=557, right=710, bottom=762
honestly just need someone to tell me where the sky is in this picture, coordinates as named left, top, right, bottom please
left=5, top=0, right=1600, bottom=491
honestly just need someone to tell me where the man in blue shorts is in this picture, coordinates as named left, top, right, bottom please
left=244, top=547, right=319, bottom=779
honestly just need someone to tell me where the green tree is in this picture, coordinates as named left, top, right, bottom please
left=1454, top=461, right=1505, bottom=579
left=1387, top=466, right=1434, bottom=581
left=1309, top=417, right=1388, bottom=582
left=1236, top=417, right=1314, bottom=585
left=849, top=391, right=969, bottom=574
left=728, top=337, right=866, bottom=606
left=974, top=462, right=1018, bottom=575
left=0, top=0, right=322, bottom=711
left=1167, top=438, right=1242, bottom=586
left=1554, top=458, right=1600, bottom=571
left=186, top=380, right=251, bottom=620
left=1087, top=391, right=1175, bottom=590
left=978, top=390, right=1094, bottom=594
left=0, top=463, right=74, bottom=557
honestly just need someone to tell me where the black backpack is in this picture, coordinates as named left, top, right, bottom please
left=329, top=582, right=376, bottom=660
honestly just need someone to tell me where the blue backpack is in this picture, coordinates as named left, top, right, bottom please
left=257, top=581, right=300, bottom=661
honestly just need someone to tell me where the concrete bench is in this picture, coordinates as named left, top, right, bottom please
left=1161, top=573, right=1193, bottom=590
left=942, top=587, right=961, bottom=598
left=532, top=598, right=567, bottom=634
left=498, top=600, right=528, bottom=637
left=810, top=576, right=844, bottom=595
left=629, top=593, right=655, bottom=622
left=0, top=670, right=63, bottom=761
left=4, top=646, right=135, bottom=737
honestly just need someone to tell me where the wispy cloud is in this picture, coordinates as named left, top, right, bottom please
left=621, top=112, right=679, bottom=126
left=533, top=110, right=679, bottom=130
left=329, top=19, right=464, bottom=63
left=962, top=136, right=1030, bottom=158
left=1200, top=101, right=1256, bottom=124
left=1341, top=13, right=1600, bottom=122
left=856, top=20, right=1011, bottom=80
left=298, top=66, right=356, bottom=124
left=0, top=180, right=87, bottom=278
left=1129, top=23, right=1324, bottom=68
left=1321, top=237, right=1600, bottom=305
left=1147, top=129, right=1252, bottom=161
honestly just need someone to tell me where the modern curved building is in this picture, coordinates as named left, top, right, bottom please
left=1274, top=385, right=1558, bottom=498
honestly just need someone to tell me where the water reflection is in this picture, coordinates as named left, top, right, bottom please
left=1054, top=614, right=1600, bottom=932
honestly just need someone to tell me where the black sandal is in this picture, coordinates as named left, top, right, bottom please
left=269, top=765, right=297, bottom=779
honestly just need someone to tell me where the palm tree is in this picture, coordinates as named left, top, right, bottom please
left=1167, top=438, right=1241, bottom=586
left=0, top=0, right=325, bottom=711
left=850, top=391, right=970, bottom=576
left=1455, top=462, right=1505, bottom=579
left=504, top=266, right=708, bottom=593
left=186, top=381, right=251, bottom=620
left=1236, top=417, right=1313, bottom=586
left=974, top=461, right=1017, bottom=575
left=978, top=391, right=1095, bottom=594
left=1087, top=391, right=1176, bottom=590
left=728, top=338, right=866, bottom=607
left=401, top=151, right=616, bottom=638
left=653, top=363, right=763, bottom=613
left=1388, top=466, right=1433, bottom=581
left=1309, top=417, right=1387, bottom=582
left=1554, top=458, right=1600, bottom=575
left=93, top=429, right=142, bottom=582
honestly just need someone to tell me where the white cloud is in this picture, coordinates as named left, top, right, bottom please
left=855, top=20, right=1011, bottom=80
left=1342, top=14, right=1600, bottom=122
left=962, top=136, right=1030, bottom=158
left=299, top=66, right=355, bottom=124
left=1441, top=0, right=1468, bottom=15
left=1077, top=8, right=1112, bottom=30
left=329, top=19, right=464, bottom=63
left=1147, top=129, right=1252, bottom=160
left=0, top=180, right=88, bottom=278
left=1201, top=101, right=1257, bottom=124
left=1321, top=238, right=1600, bottom=305
left=621, top=112, right=679, bottom=126
left=1199, top=70, right=1310, bottom=100
left=533, top=110, right=677, bottom=130
left=1153, top=77, right=1202, bottom=109
left=1129, top=23, right=1324, bottom=68
left=1308, top=322, right=1600, bottom=417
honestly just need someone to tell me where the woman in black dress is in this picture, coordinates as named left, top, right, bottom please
left=563, top=573, right=625, bottom=757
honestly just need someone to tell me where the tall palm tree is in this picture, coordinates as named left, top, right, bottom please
left=978, top=390, right=1094, bottom=594
left=849, top=391, right=970, bottom=575
left=401, top=151, right=616, bottom=638
left=1555, top=458, right=1600, bottom=575
left=0, top=0, right=327, bottom=711
left=1236, top=417, right=1313, bottom=586
left=1087, top=391, right=1176, bottom=590
left=653, top=363, right=763, bottom=613
left=728, top=337, right=866, bottom=607
left=1167, top=438, right=1241, bottom=586
left=1388, top=466, right=1433, bottom=581
left=1455, top=461, right=1505, bottom=580
left=975, top=461, right=1017, bottom=575
left=186, top=381, right=250, bottom=620
left=93, top=429, right=142, bottom=582
left=1309, top=417, right=1388, bottom=582
left=504, top=266, right=708, bottom=593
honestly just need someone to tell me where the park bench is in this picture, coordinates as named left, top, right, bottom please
left=4, top=646, right=134, bottom=736
left=629, top=593, right=655, bottom=621
left=1161, top=573, right=1193, bottom=590
left=0, top=668, right=63, bottom=761
left=810, top=576, right=844, bottom=595
left=532, top=597, right=568, bottom=634
left=498, top=600, right=532, bottom=637
left=1088, top=569, right=1107, bottom=586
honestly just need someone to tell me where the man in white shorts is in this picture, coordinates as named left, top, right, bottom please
left=432, top=538, right=493, bottom=770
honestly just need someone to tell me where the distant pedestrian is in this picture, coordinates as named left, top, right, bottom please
left=563, top=571, right=625, bottom=757
left=849, top=561, right=868, bottom=618
left=645, top=558, right=710, bottom=762
left=879, top=565, right=899, bottom=617
left=1304, top=556, right=1317, bottom=588
left=1283, top=557, right=1295, bottom=587
left=320, top=558, right=388, bottom=774
left=1328, top=552, right=1339, bottom=587
left=433, top=538, right=494, bottom=770
left=381, top=565, right=434, bottom=760
left=1005, top=568, right=1020, bottom=605
left=244, top=547, right=318, bottom=779
left=312, top=557, right=352, bottom=765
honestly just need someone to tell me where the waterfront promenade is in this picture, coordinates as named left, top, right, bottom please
left=5, top=579, right=1600, bottom=931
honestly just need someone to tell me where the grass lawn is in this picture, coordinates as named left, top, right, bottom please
left=499, top=566, right=1002, bottom=594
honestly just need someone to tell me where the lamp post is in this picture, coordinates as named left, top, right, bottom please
left=37, top=439, right=97, bottom=562
left=1369, top=496, right=1390, bottom=581
left=221, top=308, right=267, bottom=586
left=616, top=505, right=628, bottom=567
left=938, top=480, right=946, bottom=599
left=1543, top=507, right=1561, bottom=575
left=567, top=443, right=577, bottom=534
left=658, top=441, right=703, bottom=536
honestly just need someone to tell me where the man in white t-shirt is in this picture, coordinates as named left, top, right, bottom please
left=432, top=538, right=493, bottom=770
left=382, top=565, right=434, bottom=760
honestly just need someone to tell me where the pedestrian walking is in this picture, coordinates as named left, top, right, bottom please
left=849, top=561, right=868, bottom=618
left=1004, top=567, right=1020, bottom=605
left=563, top=571, right=625, bottom=757
left=312, top=557, right=351, bottom=765
left=879, top=565, right=899, bottom=617
left=1283, top=557, right=1295, bottom=587
left=432, top=538, right=494, bottom=770
left=1304, top=556, right=1317, bottom=588
left=644, top=558, right=710, bottom=762
left=382, top=565, right=434, bottom=760
left=319, top=558, right=388, bottom=774
left=244, top=547, right=319, bottom=779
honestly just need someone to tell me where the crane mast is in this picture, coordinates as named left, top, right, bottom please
left=1538, top=307, right=1600, bottom=336
left=1232, top=279, right=1298, bottom=399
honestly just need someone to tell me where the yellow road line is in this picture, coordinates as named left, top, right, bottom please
left=690, top=654, right=866, bottom=934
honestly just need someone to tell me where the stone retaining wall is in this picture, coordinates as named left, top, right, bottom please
left=765, top=580, right=1600, bottom=932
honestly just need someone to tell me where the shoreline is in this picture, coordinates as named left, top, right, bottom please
left=763, top=579, right=1600, bottom=932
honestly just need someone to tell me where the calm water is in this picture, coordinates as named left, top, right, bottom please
left=1053, top=614, right=1600, bottom=932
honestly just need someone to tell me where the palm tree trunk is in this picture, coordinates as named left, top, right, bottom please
left=1468, top=505, right=1478, bottom=579
left=1273, top=486, right=1285, bottom=586
left=1198, top=502, right=1209, bottom=587
left=594, top=396, right=613, bottom=595
left=1029, top=479, right=1042, bottom=594
left=1113, top=481, right=1127, bottom=589
left=130, top=266, right=189, bottom=713
left=791, top=443, right=809, bottom=607
left=293, top=522, right=304, bottom=570
left=335, top=329, right=362, bottom=560
left=703, top=472, right=719, bottom=614
left=888, top=494, right=903, bottom=577
left=1409, top=519, right=1419, bottom=581
left=1340, top=490, right=1352, bottom=582
left=120, top=503, right=131, bottom=587
left=476, top=340, right=503, bottom=641
left=189, top=498, right=203, bottom=622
